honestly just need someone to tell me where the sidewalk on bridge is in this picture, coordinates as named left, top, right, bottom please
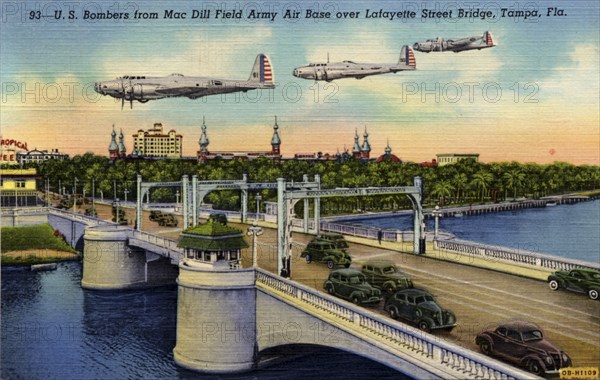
left=341, top=235, right=554, bottom=282
left=250, top=219, right=554, bottom=282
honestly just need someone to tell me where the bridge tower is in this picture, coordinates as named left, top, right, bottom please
left=81, top=225, right=147, bottom=289
left=173, top=220, right=257, bottom=373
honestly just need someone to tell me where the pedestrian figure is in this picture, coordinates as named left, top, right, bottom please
left=377, top=229, right=383, bottom=244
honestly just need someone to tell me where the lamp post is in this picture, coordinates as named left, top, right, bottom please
left=432, top=205, right=442, bottom=249
left=247, top=220, right=263, bottom=268
left=92, top=178, right=96, bottom=212
left=114, top=198, right=120, bottom=224
left=175, top=190, right=180, bottom=210
left=124, top=188, right=129, bottom=203
left=73, top=177, right=78, bottom=212
left=255, top=194, right=262, bottom=220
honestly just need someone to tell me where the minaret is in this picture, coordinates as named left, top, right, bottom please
left=361, top=126, right=371, bottom=159
left=108, top=125, right=119, bottom=161
left=197, top=117, right=210, bottom=162
left=384, top=139, right=392, bottom=157
left=352, top=128, right=361, bottom=158
left=271, top=116, right=281, bottom=156
left=118, top=129, right=127, bottom=158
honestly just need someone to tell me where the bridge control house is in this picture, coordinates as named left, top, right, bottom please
left=177, top=219, right=249, bottom=269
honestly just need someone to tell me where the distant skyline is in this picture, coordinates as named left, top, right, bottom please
left=1, top=0, right=598, bottom=164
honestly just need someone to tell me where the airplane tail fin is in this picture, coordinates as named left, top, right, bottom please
left=484, top=31, right=495, bottom=47
left=399, top=45, right=417, bottom=68
left=249, top=54, right=275, bottom=85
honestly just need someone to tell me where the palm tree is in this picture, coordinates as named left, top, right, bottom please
left=431, top=181, right=455, bottom=207
left=471, top=171, right=493, bottom=201
left=453, top=173, right=469, bottom=203
left=503, top=169, right=525, bottom=200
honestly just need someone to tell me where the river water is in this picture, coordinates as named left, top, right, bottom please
left=2, top=201, right=598, bottom=379
left=341, top=200, right=600, bottom=264
left=1, top=262, right=407, bottom=380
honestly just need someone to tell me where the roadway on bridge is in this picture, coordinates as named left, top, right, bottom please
left=239, top=226, right=600, bottom=371
left=131, top=207, right=599, bottom=372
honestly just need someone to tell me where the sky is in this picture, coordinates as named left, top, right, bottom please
left=1, top=0, right=599, bottom=164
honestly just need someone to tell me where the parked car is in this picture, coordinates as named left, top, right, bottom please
left=475, top=320, right=571, bottom=377
left=316, top=233, right=349, bottom=250
left=547, top=268, right=600, bottom=300
left=323, top=269, right=382, bottom=305
left=301, top=239, right=351, bottom=269
left=383, top=288, right=456, bottom=332
left=361, top=260, right=413, bottom=293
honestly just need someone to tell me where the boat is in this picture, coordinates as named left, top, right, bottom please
left=454, top=212, right=464, bottom=217
left=545, top=201, right=558, bottom=207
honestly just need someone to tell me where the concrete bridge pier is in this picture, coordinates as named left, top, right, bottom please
left=81, top=225, right=148, bottom=290
left=174, top=264, right=258, bottom=373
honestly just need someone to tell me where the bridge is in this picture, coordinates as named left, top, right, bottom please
left=2, top=206, right=598, bottom=378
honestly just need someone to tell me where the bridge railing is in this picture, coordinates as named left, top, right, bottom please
left=130, top=229, right=184, bottom=259
left=436, top=238, right=600, bottom=272
left=255, top=268, right=535, bottom=380
left=47, top=207, right=110, bottom=226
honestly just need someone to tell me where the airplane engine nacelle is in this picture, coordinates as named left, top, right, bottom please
left=131, top=84, right=150, bottom=103
left=322, top=69, right=343, bottom=81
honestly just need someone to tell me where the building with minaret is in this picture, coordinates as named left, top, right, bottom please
left=271, top=116, right=281, bottom=155
left=352, top=129, right=361, bottom=158
left=197, top=117, right=282, bottom=162
left=376, top=140, right=402, bottom=163
left=108, top=125, right=119, bottom=161
left=118, top=129, right=127, bottom=157
left=360, top=127, right=371, bottom=159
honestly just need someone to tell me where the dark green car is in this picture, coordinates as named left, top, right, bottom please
left=301, top=239, right=352, bottom=269
left=547, top=268, right=600, bottom=300
left=361, top=260, right=413, bottom=293
left=316, top=233, right=349, bottom=250
left=323, top=269, right=382, bottom=305
left=384, top=288, right=457, bottom=332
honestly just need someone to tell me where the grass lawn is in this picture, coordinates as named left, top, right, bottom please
left=1, top=224, right=78, bottom=266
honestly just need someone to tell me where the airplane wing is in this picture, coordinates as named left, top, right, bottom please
left=446, top=37, right=477, bottom=48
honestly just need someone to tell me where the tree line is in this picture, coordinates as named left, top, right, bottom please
left=26, top=153, right=600, bottom=215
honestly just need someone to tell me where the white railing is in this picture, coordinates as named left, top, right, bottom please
left=436, top=239, right=600, bottom=272
left=255, top=269, right=536, bottom=380
left=130, top=229, right=185, bottom=261
left=47, top=207, right=109, bottom=226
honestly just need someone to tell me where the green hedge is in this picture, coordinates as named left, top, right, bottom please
left=1, top=224, right=76, bottom=253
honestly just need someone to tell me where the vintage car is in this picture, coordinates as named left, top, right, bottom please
left=323, top=269, right=382, bottom=305
left=361, top=260, right=413, bottom=293
left=547, top=268, right=600, bottom=300
left=301, top=239, right=351, bottom=269
left=475, top=320, right=571, bottom=376
left=383, top=288, right=456, bottom=332
left=315, top=233, right=349, bottom=250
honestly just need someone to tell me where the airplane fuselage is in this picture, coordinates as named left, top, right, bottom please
left=293, top=61, right=413, bottom=81
left=94, top=74, right=274, bottom=102
left=413, top=32, right=495, bottom=53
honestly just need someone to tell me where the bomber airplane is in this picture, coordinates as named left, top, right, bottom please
left=292, top=45, right=416, bottom=81
left=94, top=54, right=275, bottom=109
left=413, top=31, right=495, bottom=53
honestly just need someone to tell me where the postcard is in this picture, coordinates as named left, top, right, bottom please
left=1, top=1, right=598, bottom=379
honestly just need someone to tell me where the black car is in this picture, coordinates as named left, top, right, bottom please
left=323, top=269, right=382, bottom=305
left=384, top=288, right=456, bottom=332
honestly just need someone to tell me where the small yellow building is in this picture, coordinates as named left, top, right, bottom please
left=0, top=168, right=39, bottom=207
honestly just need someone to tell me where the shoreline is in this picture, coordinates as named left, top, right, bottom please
left=1, top=249, right=80, bottom=267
